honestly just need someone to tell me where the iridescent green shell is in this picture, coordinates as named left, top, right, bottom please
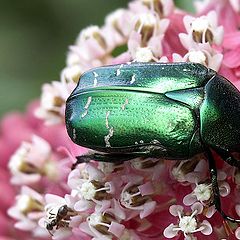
left=65, top=62, right=240, bottom=159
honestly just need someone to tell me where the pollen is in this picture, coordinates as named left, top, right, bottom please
left=179, top=215, right=197, bottom=233
left=80, top=181, right=97, bottom=200
left=188, top=51, right=207, bottom=65
left=135, top=47, right=154, bottom=62
left=193, top=183, right=212, bottom=202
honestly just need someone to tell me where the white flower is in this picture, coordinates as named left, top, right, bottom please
left=164, top=203, right=212, bottom=239
left=180, top=11, right=224, bottom=46
left=173, top=44, right=223, bottom=71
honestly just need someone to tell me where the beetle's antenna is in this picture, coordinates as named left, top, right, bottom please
left=205, top=147, right=240, bottom=223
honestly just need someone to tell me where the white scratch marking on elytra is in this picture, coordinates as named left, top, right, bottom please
left=139, top=140, right=144, bottom=144
left=130, top=74, right=136, bottom=84
left=81, top=111, right=88, bottom=118
left=116, top=64, right=123, bottom=76
left=93, top=78, right=98, bottom=87
left=73, top=128, right=76, bottom=140
left=104, top=127, right=114, bottom=147
left=81, top=96, right=92, bottom=118
left=121, top=98, right=129, bottom=110
left=93, top=72, right=98, bottom=87
left=105, top=111, right=110, bottom=129
left=150, top=139, right=161, bottom=144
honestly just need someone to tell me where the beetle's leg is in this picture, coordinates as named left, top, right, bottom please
left=215, top=149, right=240, bottom=168
left=205, top=148, right=240, bottom=223
left=71, top=155, right=91, bottom=169
left=72, top=153, right=141, bottom=170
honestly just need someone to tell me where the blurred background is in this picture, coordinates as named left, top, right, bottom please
left=0, top=0, right=193, bottom=117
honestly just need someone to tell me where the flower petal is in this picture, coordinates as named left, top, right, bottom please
left=108, top=222, right=125, bottom=238
left=191, top=202, right=203, bottom=214
left=169, top=205, right=184, bottom=217
left=183, top=193, right=197, bottom=206
left=138, top=182, right=155, bottom=196
left=236, top=227, right=240, bottom=239
left=140, top=201, right=156, bottom=218
left=200, top=220, right=213, bottom=235
left=163, top=224, right=179, bottom=238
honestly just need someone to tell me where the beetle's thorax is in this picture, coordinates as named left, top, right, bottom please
left=200, top=74, right=240, bottom=152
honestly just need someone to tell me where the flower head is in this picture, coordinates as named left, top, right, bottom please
left=4, top=0, right=240, bottom=239
left=164, top=203, right=213, bottom=239
left=8, top=135, right=59, bottom=185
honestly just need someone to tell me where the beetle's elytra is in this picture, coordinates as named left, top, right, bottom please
left=65, top=62, right=240, bottom=223
left=65, top=62, right=240, bottom=159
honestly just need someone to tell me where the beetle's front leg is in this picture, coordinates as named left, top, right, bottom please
left=205, top=148, right=240, bottom=223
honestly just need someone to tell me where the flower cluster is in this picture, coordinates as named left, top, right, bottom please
left=2, top=0, right=240, bottom=239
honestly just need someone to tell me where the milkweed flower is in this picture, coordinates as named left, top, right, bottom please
left=2, top=0, right=240, bottom=239
left=163, top=203, right=213, bottom=239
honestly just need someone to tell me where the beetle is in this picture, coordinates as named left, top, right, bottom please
left=65, top=62, right=240, bottom=223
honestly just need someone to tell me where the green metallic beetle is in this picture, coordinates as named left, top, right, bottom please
left=65, top=62, right=240, bottom=223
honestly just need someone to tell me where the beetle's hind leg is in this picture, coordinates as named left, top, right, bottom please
left=215, top=149, right=240, bottom=168
left=72, top=153, right=142, bottom=170
left=205, top=148, right=240, bottom=223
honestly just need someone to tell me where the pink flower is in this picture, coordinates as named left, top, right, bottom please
left=8, top=186, right=47, bottom=238
left=170, top=156, right=208, bottom=184
left=195, top=0, right=240, bottom=33
left=120, top=179, right=157, bottom=219
left=3, top=0, right=240, bottom=239
left=179, top=11, right=224, bottom=47
left=79, top=212, right=125, bottom=240
left=8, top=135, right=58, bottom=185
left=35, top=80, right=73, bottom=125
